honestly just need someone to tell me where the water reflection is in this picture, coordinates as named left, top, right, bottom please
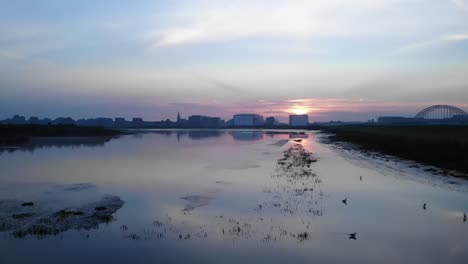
left=289, top=132, right=309, bottom=139
left=188, top=130, right=223, bottom=140
left=229, top=131, right=264, bottom=141
left=0, top=137, right=113, bottom=155
left=0, top=130, right=467, bottom=264
left=136, top=130, right=308, bottom=142
left=125, top=142, right=325, bottom=244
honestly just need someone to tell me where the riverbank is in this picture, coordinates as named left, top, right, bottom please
left=0, top=124, right=122, bottom=146
left=321, top=125, right=468, bottom=176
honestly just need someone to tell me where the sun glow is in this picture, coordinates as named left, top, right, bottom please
left=289, top=106, right=309, bottom=115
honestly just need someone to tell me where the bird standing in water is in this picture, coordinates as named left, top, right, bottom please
left=464, top=213, right=466, bottom=222
left=423, top=203, right=427, bottom=210
left=360, top=176, right=362, bottom=181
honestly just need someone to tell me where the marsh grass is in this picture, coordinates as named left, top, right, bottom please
left=323, top=125, right=468, bottom=175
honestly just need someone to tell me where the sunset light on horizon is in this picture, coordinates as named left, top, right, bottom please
left=1, top=1, right=468, bottom=263
left=1, top=0, right=467, bottom=121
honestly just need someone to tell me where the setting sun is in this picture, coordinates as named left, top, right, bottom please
left=290, top=106, right=309, bottom=115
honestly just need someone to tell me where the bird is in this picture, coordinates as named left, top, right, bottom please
left=464, top=213, right=466, bottom=222
left=423, top=203, right=427, bottom=210
left=360, top=176, right=363, bottom=181
left=342, top=198, right=348, bottom=205
left=348, top=233, right=357, bottom=240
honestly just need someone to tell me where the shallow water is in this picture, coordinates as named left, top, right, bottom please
left=0, top=130, right=467, bottom=264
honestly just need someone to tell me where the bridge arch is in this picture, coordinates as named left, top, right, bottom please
left=415, top=105, right=466, bottom=119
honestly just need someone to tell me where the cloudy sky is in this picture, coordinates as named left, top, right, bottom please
left=1, top=0, right=467, bottom=121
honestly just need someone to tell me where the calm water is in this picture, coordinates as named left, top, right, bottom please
left=0, top=130, right=467, bottom=264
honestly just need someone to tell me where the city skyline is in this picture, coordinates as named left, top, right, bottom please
left=1, top=0, right=468, bottom=121
left=3, top=103, right=467, bottom=127
left=1, top=100, right=467, bottom=123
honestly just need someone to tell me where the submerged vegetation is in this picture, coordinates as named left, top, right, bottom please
left=323, top=125, right=468, bottom=175
left=112, top=142, right=325, bottom=243
left=276, top=144, right=318, bottom=180
left=267, top=143, right=323, bottom=216
left=0, top=195, right=125, bottom=238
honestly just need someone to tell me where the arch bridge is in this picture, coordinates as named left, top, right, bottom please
left=415, top=105, right=466, bottom=119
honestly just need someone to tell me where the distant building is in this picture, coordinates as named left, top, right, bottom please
left=42, top=118, right=52, bottom=125
left=52, top=117, right=75, bottom=125
left=265, top=116, right=276, bottom=126
left=377, top=116, right=424, bottom=125
left=114, top=118, right=127, bottom=127
left=3, top=115, right=27, bottom=125
left=233, top=114, right=264, bottom=126
left=28, top=116, right=40, bottom=124
left=132, top=118, right=144, bottom=126
left=378, top=115, right=468, bottom=125
left=188, top=115, right=222, bottom=127
left=289, top=115, right=309, bottom=127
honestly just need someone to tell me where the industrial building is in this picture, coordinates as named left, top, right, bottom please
left=377, top=116, right=424, bottom=125
left=188, top=115, right=223, bottom=127
left=233, top=114, right=264, bottom=126
left=289, top=115, right=309, bottom=127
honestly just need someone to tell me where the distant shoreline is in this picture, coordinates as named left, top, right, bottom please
left=321, top=125, right=468, bottom=176
left=3, top=124, right=468, bottom=177
left=116, top=126, right=316, bottom=131
left=0, top=124, right=122, bottom=146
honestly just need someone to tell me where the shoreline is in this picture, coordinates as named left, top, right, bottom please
left=3, top=124, right=468, bottom=177
left=0, top=124, right=123, bottom=146
left=321, top=125, right=468, bottom=177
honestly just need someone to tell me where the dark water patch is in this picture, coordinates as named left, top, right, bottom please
left=215, top=181, right=232, bottom=185
left=270, top=139, right=289, bottom=147
left=11, top=213, right=34, bottom=219
left=0, top=135, right=115, bottom=155
left=55, top=210, right=85, bottom=218
left=181, top=195, right=213, bottom=212
left=60, top=183, right=95, bottom=192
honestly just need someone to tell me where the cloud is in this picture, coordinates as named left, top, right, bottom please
left=392, top=33, right=468, bottom=55
left=185, top=72, right=243, bottom=93
left=452, top=0, right=468, bottom=10
left=206, top=98, right=468, bottom=121
left=148, top=0, right=403, bottom=47
left=0, top=24, right=56, bottom=60
left=446, top=33, right=468, bottom=40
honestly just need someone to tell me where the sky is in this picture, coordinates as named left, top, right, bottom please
left=0, top=0, right=467, bottom=122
